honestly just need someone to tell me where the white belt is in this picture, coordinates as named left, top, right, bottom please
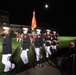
left=53, top=40, right=57, bottom=42
left=46, top=41, right=51, bottom=44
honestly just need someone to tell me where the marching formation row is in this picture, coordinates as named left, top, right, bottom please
left=16, top=28, right=59, bottom=66
left=2, top=26, right=59, bottom=72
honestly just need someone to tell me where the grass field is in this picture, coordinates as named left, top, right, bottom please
left=0, top=36, right=76, bottom=75
left=58, top=36, right=76, bottom=48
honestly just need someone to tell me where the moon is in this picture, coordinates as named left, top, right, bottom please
left=45, top=4, right=48, bottom=8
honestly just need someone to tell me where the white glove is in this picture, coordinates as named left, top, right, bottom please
left=20, top=47, right=22, bottom=50
left=44, top=44, right=45, bottom=46
left=40, top=47, right=42, bottom=49
left=26, top=49, right=29, bottom=51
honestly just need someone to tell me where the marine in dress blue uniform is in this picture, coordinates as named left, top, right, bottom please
left=52, top=31, right=59, bottom=53
left=44, top=29, right=53, bottom=58
left=2, top=26, right=15, bottom=72
left=34, top=29, right=43, bottom=67
left=20, top=27, right=31, bottom=64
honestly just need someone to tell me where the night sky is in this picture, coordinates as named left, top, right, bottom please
left=0, top=0, right=76, bottom=29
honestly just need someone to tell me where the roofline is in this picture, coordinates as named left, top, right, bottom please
left=0, top=10, right=9, bottom=14
left=10, top=24, right=30, bottom=27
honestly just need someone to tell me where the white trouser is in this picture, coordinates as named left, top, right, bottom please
left=45, top=46, right=52, bottom=58
left=17, top=38, right=19, bottom=42
left=52, top=45, right=57, bottom=50
left=20, top=50, right=29, bottom=64
left=2, top=54, right=15, bottom=72
left=35, top=48, right=42, bottom=61
left=19, top=38, right=21, bottom=42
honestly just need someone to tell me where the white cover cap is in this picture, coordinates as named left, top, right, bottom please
left=36, top=29, right=41, bottom=32
left=23, top=27, right=28, bottom=31
left=3, top=26, right=10, bottom=30
left=46, top=29, right=50, bottom=32
left=53, top=31, right=56, bottom=34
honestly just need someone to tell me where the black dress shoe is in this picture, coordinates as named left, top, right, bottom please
left=36, top=64, right=40, bottom=67
left=39, top=64, right=43, bottom=68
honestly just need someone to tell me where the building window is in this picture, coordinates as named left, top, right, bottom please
left=1, top=16, right=4, bottom=20
left=5, top=16, right=8, bottom=21
left=1, top=16, right=8, bottom=21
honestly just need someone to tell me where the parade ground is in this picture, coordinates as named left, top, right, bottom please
left=0, top=36, right=76, bottom=75
left=0, top=0, right=76, bottom=75
left=16, top=62, right=61, bottom=75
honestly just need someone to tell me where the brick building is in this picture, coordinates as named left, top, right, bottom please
left=0, top=10, right=9, bottom=33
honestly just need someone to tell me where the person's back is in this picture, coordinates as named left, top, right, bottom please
left=69, top=41, right=76, bottom=55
